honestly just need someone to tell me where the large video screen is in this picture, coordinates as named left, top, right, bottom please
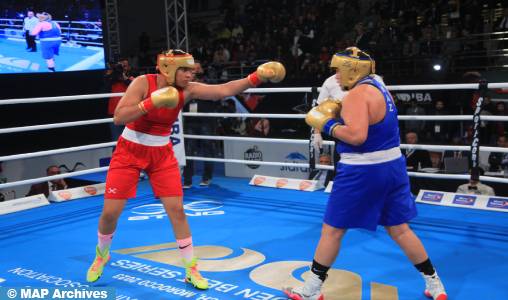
left=0, top=0, right=105, bottom=73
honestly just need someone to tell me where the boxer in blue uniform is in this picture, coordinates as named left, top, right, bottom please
left=284, top=47, right=447, bottom=300
left=31, top=12, right=62, bottom=72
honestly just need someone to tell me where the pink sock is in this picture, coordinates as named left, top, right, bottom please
left=176, top=236, right=194, bottom=261
left=98, top=231, right=114, bottom=253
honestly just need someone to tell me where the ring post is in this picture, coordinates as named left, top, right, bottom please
left=308, top=87, right=319, bottom=179
left=470, top=79, right=488, bottom=173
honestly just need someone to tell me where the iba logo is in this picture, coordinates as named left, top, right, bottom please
left=128, top=201, right=225, bottom=221
left=113, top=243, right=398, bottom=300
left=244, top=146, right=263, bottom=169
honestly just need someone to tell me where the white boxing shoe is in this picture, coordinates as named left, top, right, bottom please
left=283, top=272, right=324, bottom=300
left=423, top=273, right=447, bottom=300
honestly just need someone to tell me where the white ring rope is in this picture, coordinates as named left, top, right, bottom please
left=397, top=115, right=508, bottom=121
left=3, top=152, right=507, bottom=190
left=189, top=156, right=507, bottom=184
left=2, top=114, right=508, bottom=135
left=0, top=134, right=506, bottom=164
left=184, top=113, right=508, bottom=122
left=1, top=82, right=508, bottom=105
left=2, top=83, right=508, bottom=192
left=186, top=134, right=508, bottom=153
left=0, top=93, right=124, bottom=105
left=0, top=167, right=109, bottom=189
left=187, top=156, right=335, bottom=170
left=0, top=118, right=113, bottom=134
left=0, top=142, right=117, bottom=162
left=185, top=134, right=311, bottom=144
left=183, top=112, right=306, bottom=119
left=408, top=172, right=508, bottom=184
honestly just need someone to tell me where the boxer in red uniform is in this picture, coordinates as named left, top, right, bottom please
left=86, top=49, right=285, bottom=289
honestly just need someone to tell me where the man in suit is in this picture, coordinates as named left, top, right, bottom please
left=402, top=131, right=432, bottom=171
left=310, top=152, right=334, bottom=188
left=26, top=165, right=67, bottom=197
left=442, top=135, right=471, bottom=169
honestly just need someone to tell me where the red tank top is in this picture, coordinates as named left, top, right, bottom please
left=126, top=74, right=185, bottom=136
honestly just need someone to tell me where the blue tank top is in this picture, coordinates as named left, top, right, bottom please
left=39, top=22, right=61, bottom=39
left=337, top=75, right=400, bottom=154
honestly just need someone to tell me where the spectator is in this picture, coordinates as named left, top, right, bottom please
left=489, top=135, right=508, bottom=172
left=402, top=131, right=432, bottom=171
left=26, top=165, right=67, bottom=197
left=456, top=167, right=495, bottom=196
left=442, top=135, right=472, bottom=169
left=493, top=102, right=507, bottom=138
left=404, top=100, right=426, bottom=135
left=216, top=99, right=237, bottom=135
left=182, top=62, right=219, bottom=189
left=495, top=7, right=508, bottom=31
left=250, top=118, right=270, bottom=137
left=425, top=100, right=450, bottom=144
left=212, top=44, right=230, bottom=64
left=106, top=63, right=131, bottom=141
left=310, top=152, right=334, bottom=188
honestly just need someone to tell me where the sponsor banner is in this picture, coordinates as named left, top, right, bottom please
left=486, top=198, right=508, bottom=210
left=249, top=175, right=320, bottom=192
left=452, top=194, right=476, bottom=206
left=421, top=191, right=445, bottom=203
left=0, top=194, right=49, bottom=215
left=224, top=140, right=310, bottom=179
left=171, top=112, right=186, bottom=166
left=416, top=190, right=508, bottom=212
left=48, top=183, right=105, bottom=202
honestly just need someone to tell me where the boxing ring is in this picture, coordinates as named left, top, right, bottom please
left=1, top=83, right=508, bottom=300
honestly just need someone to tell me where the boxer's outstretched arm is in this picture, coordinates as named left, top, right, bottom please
left=187, top=61, right=285, bottom=100
left=186, top=79, right=252, bottom=101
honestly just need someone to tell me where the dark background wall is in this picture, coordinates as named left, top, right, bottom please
left=0, top=71, right=110, bottom=156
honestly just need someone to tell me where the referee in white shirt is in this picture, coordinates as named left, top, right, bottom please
left=23, top=10, right=38, bottom=51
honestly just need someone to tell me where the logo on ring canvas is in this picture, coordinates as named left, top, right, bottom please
left=128, top=200, right=225, bottom=221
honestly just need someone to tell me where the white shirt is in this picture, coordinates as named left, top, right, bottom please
left=317, top=74, right=348, bottom=104
left=456, top=182, right=495, bottom=196
left=317, top=74, right=386, bottom=104
left=23, top=16, right=39, bottom=31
